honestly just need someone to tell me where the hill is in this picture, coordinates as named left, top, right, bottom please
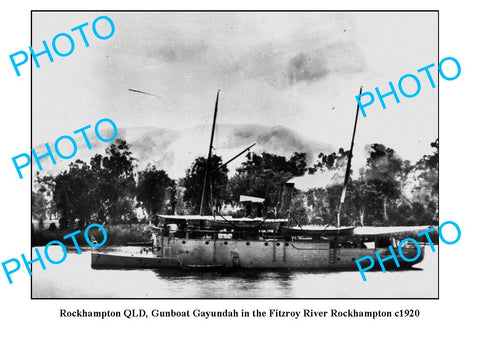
left=34, top=124, right=333, bottom=179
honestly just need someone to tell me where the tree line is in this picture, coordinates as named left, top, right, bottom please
left=32, top=138, right=438, bottom=229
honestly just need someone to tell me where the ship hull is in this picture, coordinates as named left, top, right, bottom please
left=91, top=238, right=424, bottom=270
left=91, top=252, right=179, bottom=269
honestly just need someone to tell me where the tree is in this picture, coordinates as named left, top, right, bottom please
left=324, top=142, right=439, bottom=226
left=182, top=155, right=228, bottom=214
left=136, top=164, right=175, bottom=220
left=303, top=188, right=330, bottom=224
left=287, top=152, right=308, bottom=176
left=52, top=160, right=98, bottom=229
left=408, top=139, right=438, bottom=224
left=90, top=139, right=137, bottom=224
left=415, top=138, right=439, bottom=196
left=172, top=181, right=187, bottom=215
left=34, top=174, right=56, bottom=219
left=50, top=139, right=137, bottom=228
left=227, top=152, right=308, bottom=211
left=310, top=144, right=410, bottom=226
left=308, top=148, right=349, bottom=173
left=169, top=183, right=178, bottom=214
left=32, top=191, right=48, bottom=228
left=364, top=143, right=403, bottom=222
left=346, top=178, right=384, bottom=226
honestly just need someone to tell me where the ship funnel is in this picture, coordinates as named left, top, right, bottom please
left=279, top=182, right=295, bottom=218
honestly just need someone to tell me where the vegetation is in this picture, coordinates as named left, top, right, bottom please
left=297, top=140, right=438, bottom=226
left=227, top=152, right=308, bottom=209
left=31, top=137, right=439, bottom=242
left=183, top=155, right=228, bottom=214
left=137, top=164, right=175, bottom=218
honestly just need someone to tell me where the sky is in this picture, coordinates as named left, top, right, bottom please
left=32, top=11, right=438, bottom=172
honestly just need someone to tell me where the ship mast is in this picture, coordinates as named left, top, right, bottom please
left=337, top=86, right=363, bottom=227
left=199, top=90, right=220, bottom=216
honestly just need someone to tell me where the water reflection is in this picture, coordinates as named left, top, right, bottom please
left=32, top=246, right=438, bottom=298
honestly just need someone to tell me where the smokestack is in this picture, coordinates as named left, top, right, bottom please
left=279, top=182, right=295, bottom=218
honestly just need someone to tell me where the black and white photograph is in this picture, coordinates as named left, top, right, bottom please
left=30, top=11, right=439, bottom=298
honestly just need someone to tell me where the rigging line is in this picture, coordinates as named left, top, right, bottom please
left=255, top=210, right=276, bottom=229
left=289, top=212, right=303, bottom=228
left=214, top=210, right=238, bottom=229
left=324, top=214, right=337, bottom=228
left=320, top=154, right=350, bottom=188
left=325, top=171, right=342, bottom=188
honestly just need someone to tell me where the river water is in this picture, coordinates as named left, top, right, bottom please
left=32, top=246, right=438, bottom=298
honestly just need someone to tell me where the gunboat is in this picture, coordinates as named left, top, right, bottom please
left=92, top=89, right=430, bottom=270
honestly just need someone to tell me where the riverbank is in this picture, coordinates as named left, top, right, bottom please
left=31, top=224, right=152, bottom=247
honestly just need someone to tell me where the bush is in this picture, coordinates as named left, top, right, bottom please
left=31, top=223, right=153, bottom=247
left=91, top=224, right=152, bottom=246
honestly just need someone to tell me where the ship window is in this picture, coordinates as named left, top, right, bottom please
left=182, top=241, right=186, bottom=244
left=205, top=241, right=209, bottom=245
left=276, top=242, right=281, bottom=247
left=246, top=242, right=250, bottom=246
left=285, top=243, right=289, bottom=247
left=224, top=241, right=228, bottom=245
left=264, top=242, right=269, bottom=246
